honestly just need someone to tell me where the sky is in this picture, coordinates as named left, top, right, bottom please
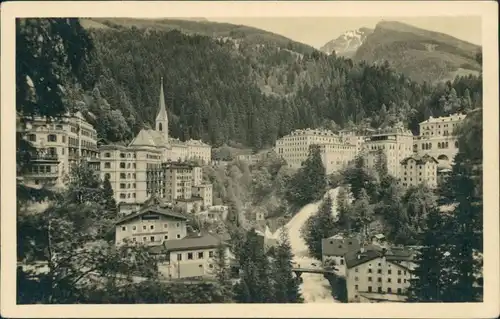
left=209, top=17, right=482, bottom=49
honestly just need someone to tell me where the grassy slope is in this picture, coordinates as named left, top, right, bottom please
left=354, top=21, right=481, bottom=83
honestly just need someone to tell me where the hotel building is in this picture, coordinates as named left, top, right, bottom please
left=274, top=128, right=357, bottom=174
left=362, top=125, right=414, bottom=178
left=18, top=112, right=99, bottom=188
left=413, top=113, right=465, bottom=167
left=399, top=154, right=439, bottom=188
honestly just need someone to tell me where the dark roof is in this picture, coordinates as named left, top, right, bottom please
left=163, top=232, right=223, bottom=252
left=322, top=237, right=361, bottom=256
left=345, top=249, right=382, bottom=268
left=115, top=206, right=187, bottom=225
left=400, top=154, right=439, bottom=165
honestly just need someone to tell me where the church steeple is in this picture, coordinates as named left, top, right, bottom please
left=155, top=77, right=169, bottom=141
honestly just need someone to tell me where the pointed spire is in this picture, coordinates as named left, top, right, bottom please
left=156, top=77, right=168, bottom=120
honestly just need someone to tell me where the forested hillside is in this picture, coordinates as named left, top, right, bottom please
left=78, top=19, right=482, bottom=149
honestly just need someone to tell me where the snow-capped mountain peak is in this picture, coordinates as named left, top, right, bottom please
left=320, top=27, right=373, bottom=56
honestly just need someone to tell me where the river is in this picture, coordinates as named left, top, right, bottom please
left=270, top=187, right=340, bottom=303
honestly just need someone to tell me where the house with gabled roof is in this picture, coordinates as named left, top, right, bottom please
left=345, top=246, right=416, bottom=303
left=321, top=235, right=361, bottom=276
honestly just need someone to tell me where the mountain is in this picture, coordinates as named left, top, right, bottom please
left=320, top=27, right=373, bottom=57
left=71, top=18, right=482, bottom=150
left=353, top=21, right=482, bottom=83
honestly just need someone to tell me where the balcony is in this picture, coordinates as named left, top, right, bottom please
left=31, top=153, right=59, bottom=163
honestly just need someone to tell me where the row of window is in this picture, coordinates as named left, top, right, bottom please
left=354, top=286, right=403, bottom=295
left=355, top=268, right=406, bottom=275
left=177, top=250, right=215, bottom=261
left=354, top=276, right=407, bottom=283
left=121, top=222, right=181, bottom=232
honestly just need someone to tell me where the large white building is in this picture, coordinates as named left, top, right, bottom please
left=413, top=113, right=466, bottom=168
left=18, top=112, right=99, bottom=188
left=399, top=154, right=439, bottom=188
left=362, top=125, right=414, bottom=178
left=274, top=128, right=357, bottom=174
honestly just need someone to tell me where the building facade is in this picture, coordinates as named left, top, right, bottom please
left=100, top=79, right=212, bottom=206
left=274, top=128, right=357, bottom=175
left=414, top=113, right=466, bottom=167
left=321, top=235, right=361, bottom=277
left=399, top=154, right=439, bottom=188
left=362, top=126, right=414, bottom=178
left=18, top=112, right=99, bottom=188
left=345, top=247, right=415, bottom=303
left=115, top=206, right=228, bottom=279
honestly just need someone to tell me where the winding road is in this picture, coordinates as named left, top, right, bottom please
left=271, top=187, right=340, bottom=303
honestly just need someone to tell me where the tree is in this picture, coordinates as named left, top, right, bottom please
left=374, top=149, right=388, bottom=180
left=102, top=174, right=117, bottom=216
left=212, top=243, right=234, bottom=302
left=407, top=208, right=450, bottom=302
left=286, top=144, right=326, bottom=207
left=64, top=161, right=104, bottom=205
left=272, top=228, right=303, bottom=303
left=342, top=156, right=378, bottom=200
left=334, top=187, right=354, bottom=234
left=351, top=189, right=374, bottom=244
left=302, top=195, right=336, bottom=260
left=234, top=229, right=274, bottom=303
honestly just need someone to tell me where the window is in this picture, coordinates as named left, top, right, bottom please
left=150, top=236, right=155, bottom=242
left=28, top=134, right=36, bottom=142
left=48, top=134, right=57, bottom=142
left=177, top=254, right=182, bottom=261
left=150, top=225, right=154, bottom=230
left=104, top=152, right=111, bottom=158
left=176, top=234, right=181, bottom=239
left=355, top=285, right=359, bottom=290
left=143, top=237, right=147, bottom=242
left=355, top=268, right=358, bottom=272
left=377, top=287, right=382, bottom=293
left=388, top=269, right=392, bottom=275
left=397, top=288, right=402, bottom=294
left=388, top=278, right=392, bottom=283
left=368, top=269, right=372, bottom=273
left=188, top=253, right=193, bottom=260
left=198, top=252, right=204, bottom=259
left=388, top=287, right=392, bottom=293
left=209, top=251, right=214, bottom=258
left=340, top=259, right=344, bottom=265
left=176, top=222, right=180, bottom=227
left=377, top=269, right=382, bottom=274
left=120, top=162, right=126, bottom=169
left=120, top=183, right=126, bottom=189
left=397, top=278, right=401, bottom=283
left=397, top=270, right=402, bottom=275
left=368, top=286, right=372, bottom=292
left=132, top=226, right=136, bottom=231
left=164, top=235, right=168, bottom=240
left=377, top=277, right=382, bottom=282
left=354, top=277, right=359, bottom=281
left=104, top=162, right=111, bottom=168
left=368, top=277, right=372, bottom=282
left=120, top=193, right=126, bottom=199
left=120, top=173, right=126, bottom=179
left=143, top=225, right=147, bottom=230
left=121, top=226, right=126, bottom=231
left=164, top=223, right=168, bottom=228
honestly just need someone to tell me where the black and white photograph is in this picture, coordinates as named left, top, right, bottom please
left=1, top=1, right=498, bottom=318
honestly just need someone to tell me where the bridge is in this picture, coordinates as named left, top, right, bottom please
left=291, top=267, right=338, bottom=280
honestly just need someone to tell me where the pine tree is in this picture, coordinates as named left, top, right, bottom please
left=374, top=148, right=389, bottom=179
left=352, top=188, right=374, bottom=244
left=102, top=174, right=117, bottom=215
left=213, top=243, right=234, bottom=302
left=407, top=208, right=449, bottom=302
left=272, top=228, right=304, bottom=303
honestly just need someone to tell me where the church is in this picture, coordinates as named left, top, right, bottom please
left=127, top=78, right=211, bottom=163
left=99, top=79, right=212, bottom=204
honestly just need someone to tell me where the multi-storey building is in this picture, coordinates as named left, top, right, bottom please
left=363, top=125, right=414, bottom=178
left=115, top=205, right=229, bottom=279
left=399, top=154, right=438, bottom=188
left=274, top=128, right=357, bottom=174
left=413, top=113, right=466, bottom=167
left=100, top=79, right=212, bottom=206
left=321, top=235, right=361, bottom=277
left=345, top=246, right=416, bottom=303
left=18, top=112, right=99, bottom=187
left=338, top=128, right=376, bottom=156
